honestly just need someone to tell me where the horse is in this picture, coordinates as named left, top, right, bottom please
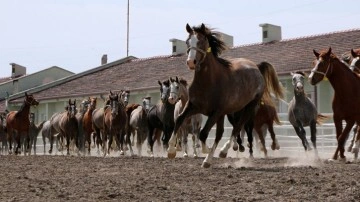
left=75, top=98, right=91, bottom=154
left=50, top=99, right=79, bottom=155
left=82, top=97, right=97, bottom=155
left=309, top=47, right=360, bottom=161
left=238, top=101, right=281, bottom=157
left=92, top=90, right=130, bottom=155
left=6, top=92, right=39, bottom=155
left=28, top=113, right=45, bottom=155
left=168, top=76, right=206, bottom=157
left=127, top=97, right=152, bottom=156
left=147, top=79, right=178, bottom=157
left=103, top=90, right=131, bottom=156
left=288, top=71, right=327, bottom=157
left=167, top=23, right=283, bottom=168
left=41, top=120, right=60, bottom=154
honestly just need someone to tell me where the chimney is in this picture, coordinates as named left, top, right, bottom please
left=259, top=23, right=282, bottom=43
left=101, top=54, right=108, bottom=65
left=10, top=63, right=26, bottom=78
left=218, top=32, right=234, bottom=47
left=169, top=39, right=187, bottom=55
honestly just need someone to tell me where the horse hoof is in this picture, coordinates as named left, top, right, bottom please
left=176, top=146, right=182, bottom=152
left=219, top=151, right=227, bottom=158
left=183, top=153, right=188, bottom=158
left=239, top=145, right=245, bottom=152
left=233, top=145, right=238, bottom=151
left=347, top=147, right=353, bottom=152
left=351, top=148, right=359, bottom=154
left=201, top=161, right=211, bottom=168
left=168, top=152, right=176, bottom=159
left=120, top=151, right=124, bottom=155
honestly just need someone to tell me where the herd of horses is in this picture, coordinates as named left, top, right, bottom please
left=1, top=23, right=360, bottom=168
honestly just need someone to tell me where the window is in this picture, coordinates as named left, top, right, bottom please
left=172, top=45, right=176, bottom=53
left=263, top=30, right=268, bottom=38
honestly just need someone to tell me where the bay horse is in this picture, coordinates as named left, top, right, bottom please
left=82, top=97, right=97, bottom=155
left=103, top=90, right=131, bottom=156
left=238, top=102, right=281, bottom=157
left=309, top=47, right=360, bottom=161
left=75, top=98, right=91, bottom=154
left=127, top=97, right=152, bottom=156
left=6, top=92, right=39, bottom=155
left=168, top=76, right=207, bottom=157
left=28, top=113, right=45, bottom=155
left=50, top=99, right=79, bottom=155
left=147, top=79, right=177, bottom=157
left=288, top=71, right=327, bottom=157
left=167, top=23, right=283, bottom=168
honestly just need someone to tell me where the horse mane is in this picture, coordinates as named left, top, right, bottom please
left=14, top=101, right=27, bottom=118
left=192, top=24, right=232, bottom=68
left=179, top=78, right=188, bottom=87
left=294, top=71, right=305, bottom=77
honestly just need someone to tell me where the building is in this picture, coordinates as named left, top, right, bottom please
left=4, top=25, right=360, bottom=124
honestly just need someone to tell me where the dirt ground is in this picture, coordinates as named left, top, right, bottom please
left=0, top=150, right=359, bottom=202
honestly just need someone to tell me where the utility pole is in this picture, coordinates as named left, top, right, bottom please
left=126, top=0, right=130, bottom=57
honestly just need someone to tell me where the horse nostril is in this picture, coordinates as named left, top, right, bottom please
left=194, top=60, right=197, bottom=65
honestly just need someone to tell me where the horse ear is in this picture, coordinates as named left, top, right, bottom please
left=326, top=47, right=332, bottom=56
left=110, top=90, right=113, bottom=95
left=351, top=49, right=357, bottom=57
left=290, top=72, right=294, bottom=76
left=25, top=92, right=28, bottom=97
left=176, top=76, right=179, bottom=82
left=313, top=49, right=320, bottom=59
left=200, top=23, right=206, bottom=32
left=158, top=80, right=162, bottom=86
left=68, top=99, right=71, bottom=104
left=186, top=23, right=192, bottom=34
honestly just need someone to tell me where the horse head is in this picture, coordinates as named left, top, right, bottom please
left=109, top=90, right=120, bottom=116
left=24, top=92, right=39, bottom=107
left=142, top=96, right=152, bottom=111
left=158, top=79, right=170, bottom=103
left=309, top=47, right=334, bottom=85
left=291, top=71, right=305, bottom=95
left=185, top=23, right=228, bottom=71
left=66, top=99, right=77, bottom=118
left=29, top=112, right=35, bottom=125
left=350, top=48, right=360, bottom=72
left=89, top=97, right=97, bottom=111
left=120, top=90, right=130, bottom=106
left=80, top=98, right=91, bottom=113
left=168, top=76, right=181, bottom=105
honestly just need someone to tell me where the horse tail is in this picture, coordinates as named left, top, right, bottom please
left=257, top=62, right=285, bottom=100
left=316, top=114, right=328, bottom=125
left=273, top=111, right=282, bottom=125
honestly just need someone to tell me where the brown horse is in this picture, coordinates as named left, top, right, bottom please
left=238, top=102, right=281, bottom=157
left=309, top=47, right=360, bottom=161
left=103, top=90, right=131, bottom=156
left=75, top=98, right=91, bottom=153
left=50, top=99, right=79, bottom=155
left=6, top=92, right=39, bottom=155
left=28, top=113, right=45, bottom=155
left=82, top=97, right=97, bottom=155
left=167, top=24, right=283, bottom=168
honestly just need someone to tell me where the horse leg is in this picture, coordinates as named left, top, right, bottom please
left=332, top=118, right=343, bottom=160
left=168, top=102, right=198, bottom=158
left=244, top=121, right=254, bottom=158
left=255, top=126, right=267, bottom=157
left=7, top=129, right=13, bottom=154
left=66, top=134, right=71, bottom=155
left=337, top=121, right=355, bottom=161
left=351, top=126, right=360, bottom=162
left=268, top=123, right=280, bottom=150
left=219, top=135, right=235, bottom=158
left=293, top=121, right=309, bottom=151
left=182, top=130, right=189, bottom=157
left=14, top=131, right=21, bottom=155
left=309, top=120, right=319, bottom=157
left=202, top=114, right=225, bottom=168
left=124, top=130, right=134, bottom=156
left=33, top=134, right=38, bottom=155
left=147, top=126, right=155, bottom=157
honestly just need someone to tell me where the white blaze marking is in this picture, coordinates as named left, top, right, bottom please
left=187, top=35, right=198, bottom=61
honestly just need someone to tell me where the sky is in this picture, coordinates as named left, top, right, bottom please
left=1, top=0, right=359, bottom=78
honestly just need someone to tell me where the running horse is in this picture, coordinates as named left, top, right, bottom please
left=309, top=47, right=360, bottom=161
left=28, top=113, right=45, bottom=155
left=103, top=90, right=132, bottom=156
left=6, top=92, right=39, bottom=155
left=82, top=97, right=97, bottom=155
left=167, top=24, right=283, bottom=167
left=168, top=76, right=207, bottom=157
left=147, top=79, right=178, bottom=157
left=288, top=71, right=327, bottom=157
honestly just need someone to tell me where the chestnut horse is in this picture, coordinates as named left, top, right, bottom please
left=168, top=76, right=207, bottom=157
left=167, top=24, right=283, bottom=167
left=6, top=92, right=39, bottom=155
left=288, top=71, right=327, bottom=157
left=82, top=97, right=97, bottom=155
left=309, top=47, right=360, bottom=161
